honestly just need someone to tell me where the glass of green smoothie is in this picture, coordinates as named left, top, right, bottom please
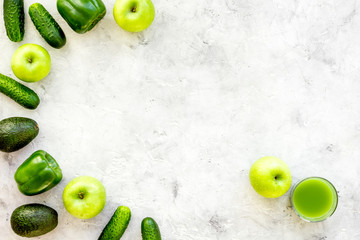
left=290, top=177, right=338, bottom=222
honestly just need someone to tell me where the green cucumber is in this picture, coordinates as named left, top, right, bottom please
left=98, top=206, right=131, bottom=240
left=3, top=0, right=25, bottom=42
left=0, top=117, right=39, bottom=152
left=0, top=73, right=40, bottom=109
left=141, top=217, right=162, bottom=240
left=29, top=3, right=66, bottom=49
left=11, top=203, right=58, bottom=238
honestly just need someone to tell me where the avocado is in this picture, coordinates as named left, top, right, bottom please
left=0, top=117, right=39, bottom=152
left=141, top=217, right=162, bottom=240
left=11, top=203, right=58, bottom=238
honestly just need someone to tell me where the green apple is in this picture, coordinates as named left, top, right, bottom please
left=113, top=0, right=155, bottom=32
left=249, top=156, right=291, bottom=198
left=63, top=176, right=106, bottom=219
left=11, top=43, right=51, bottom=83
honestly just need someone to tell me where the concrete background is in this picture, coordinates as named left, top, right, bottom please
left=0, top=0, right=359, bottom=239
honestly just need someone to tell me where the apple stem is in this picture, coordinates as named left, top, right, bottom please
left=27, top=58, right=32, bottom=63
left=131, top=7, right=136, bottom=12
left=78, top=192, right=85, bottom=199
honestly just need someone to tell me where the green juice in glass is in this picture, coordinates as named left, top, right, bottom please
left=291, top=177, right=338, bottom=222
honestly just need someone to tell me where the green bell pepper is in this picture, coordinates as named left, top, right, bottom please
left=14, top=150, right=62, bottom=196
left=57, top=0, right=106, bottom=34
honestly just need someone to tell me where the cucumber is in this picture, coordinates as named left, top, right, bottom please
left=98, top=206, right=131, bottom=240
left=3, top=0, right=25, bottom=42
left=141, top=217, right=162, bottom=240
left=29, top=3, right=66, bottom=49
left=0, top=117, right=39, bottom=152
left=0, top=73, right=40, bottom=109
left=11, top=203, right=58, bottom=238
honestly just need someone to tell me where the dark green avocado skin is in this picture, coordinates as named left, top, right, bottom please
left=11, top=203, right=58, bottom=238
left=0, top=117, right=39, bottom=152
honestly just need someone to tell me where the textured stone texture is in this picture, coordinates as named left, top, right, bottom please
left=0, top=0, right=359, bottom=239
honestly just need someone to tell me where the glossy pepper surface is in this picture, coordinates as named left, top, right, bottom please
left=14, top=150, right=62, bottom=196
left=57, top=0, right=106, bottom=34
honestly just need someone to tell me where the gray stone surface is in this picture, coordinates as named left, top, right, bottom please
left=0, top=0, right=359, bottom=239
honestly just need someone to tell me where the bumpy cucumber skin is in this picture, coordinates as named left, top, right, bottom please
left=3, top=0, right=25, bottom=42
left=0, top=117, right=39, bottom=152
left=141, top=217, right=162, bottom=240
left=0, top=73, right=40, bottom=109
left=29, top=3, right=66, bottom=49
left=98, top=206, right=131, bottom=240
